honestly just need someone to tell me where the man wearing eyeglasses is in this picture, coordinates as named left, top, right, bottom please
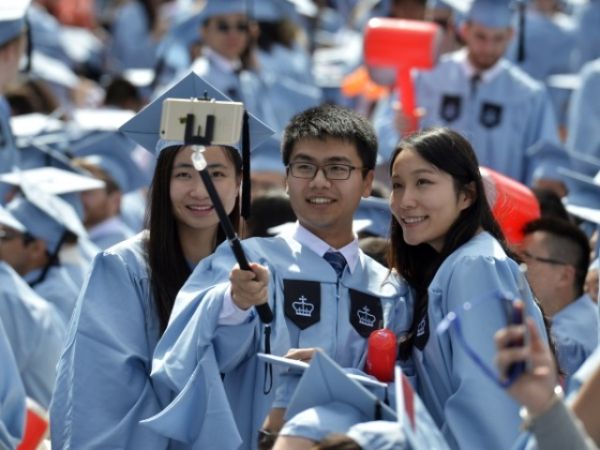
left=148, top=104, right=412, bottom=449
left=521, top=217, right=598, bottom=380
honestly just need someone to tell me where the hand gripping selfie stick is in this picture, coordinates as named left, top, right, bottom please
left=182, top=103, right=273, bottom=326
left=364, top=18, right=441, bottom=135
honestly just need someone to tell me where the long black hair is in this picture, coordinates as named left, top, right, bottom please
left=145, top=145, right=242, bottom=333
left=388, top=128, right=508, bottom=359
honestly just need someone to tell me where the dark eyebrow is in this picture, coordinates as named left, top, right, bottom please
left=291, top=154, right=354, bottom=164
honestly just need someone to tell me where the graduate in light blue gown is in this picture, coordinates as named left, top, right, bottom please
left=388, top=128, right=547, bottom=450
left=50, top=72, right=271, bottom=449
left=4, top=184, right=86, bottom=325
left=0, top=1, right=31, bottom=192
left=0, top=318, right=25, bottom=450
left=520, top=217, right=598, bottom=380
left=107, top=0, right=166, bottom=72
left=0, top=204, right=65, bottom=410
left=72, top=131, right=151, bottom=250
left=566, top=58, right=600, bottom=175
left=146, top=103, right=412, bottom=449
left=372, top=0, right=561, bottom=185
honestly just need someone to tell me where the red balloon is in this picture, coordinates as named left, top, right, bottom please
left=365, top=328, right=397, bottom=382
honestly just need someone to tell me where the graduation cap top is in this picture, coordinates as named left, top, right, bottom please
left=440, top=0, right=514, bottom=27
left=285, top=351, right=396, bottom=424
left=6, top=183, right=87, bottom=253
left=119, top=71, right=274, bottom=217
left=0, top=0, right=31, bottom=47
left=119, top=71, right=273, bottom=156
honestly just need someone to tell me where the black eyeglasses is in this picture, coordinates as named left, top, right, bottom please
left=215, top=20, right=249, bottom=34
left=287, top=162, right=364, bottom=181
left=521, top=250, right=568, bottom=266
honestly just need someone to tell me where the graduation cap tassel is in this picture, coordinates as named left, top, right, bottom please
left=241, top=111, right=251, bottom=219
left=517, top=0, right=526, bottom=63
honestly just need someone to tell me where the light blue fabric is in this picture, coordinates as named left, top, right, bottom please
left=572, top=0, right=600, bottom=69
left=0, top=261, right=65, bottom=409
left=0, top=97, right=18, bottom=177
left=280, top=352, right=449, bottom=449
left=50, top=233, right=179, bottom=449
left=566, top=58, right=600, bottom=176
left=108, top=1, right=160, bottom=72
left=190, top=55, right=280, bottom=132
left=88, top=216, right=135, bottom=251
left=373, top=50, right=561, bottom=184
left=23, top=265, right=79, bottom=327
left=410, top=232, right=546, bottom=450
left=505, top=10, right=577, bottom=126
left=552, top=294, right=599, bottom=380
left=0, top=319, right=25, bottom=450
left=148, top=232, right=413, bottom=449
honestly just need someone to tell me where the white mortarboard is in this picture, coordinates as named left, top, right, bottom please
left=0, top=167, right=105, bottom=195
left=0, top=205, right=25, bottom=232
left=119, top=71, right=275, bottom=217
left=282, top=351, right=395, bottom=422
left=7, top=183, right=87, bottom=253
left=354, top=196, right=392, bottom=238
left=0, top=0, right=31, bottom=47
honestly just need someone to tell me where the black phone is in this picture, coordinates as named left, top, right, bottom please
left=501, top=297, right=529, bottom=379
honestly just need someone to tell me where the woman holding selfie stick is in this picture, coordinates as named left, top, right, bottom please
left=388, top=127, right=547, bottom=450
left=50, top=74, right=272, bottom=448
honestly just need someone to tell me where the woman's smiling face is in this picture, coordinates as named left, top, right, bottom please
left=389, top=147, right=472, bottom=252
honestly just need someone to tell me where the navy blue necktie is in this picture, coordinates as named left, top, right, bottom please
left=324, top=251, right=347, bottom=278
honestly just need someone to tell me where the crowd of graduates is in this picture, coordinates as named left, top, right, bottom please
left=1, top=0, right=600, bottom=448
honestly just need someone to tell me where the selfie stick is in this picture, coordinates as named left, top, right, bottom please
left=183, top=112, right=273, bottom=325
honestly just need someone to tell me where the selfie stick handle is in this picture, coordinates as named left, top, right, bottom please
left=185, top=113, right=273, bottom=324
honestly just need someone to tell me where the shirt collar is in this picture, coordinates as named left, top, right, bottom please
left=202, top=47, right=242, bottom=74
left=291, top=222, right=360, bottom=273
left=458, top=48, right=503, bottom=84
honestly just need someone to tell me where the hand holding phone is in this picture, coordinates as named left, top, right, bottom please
left=502, top=298, right=529, bottom=380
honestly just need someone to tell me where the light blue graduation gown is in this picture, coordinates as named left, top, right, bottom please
left=572, top=0, right=600, bottom=69
left=566, top=58, right=600, bottom=176
left=373, top=51, right=561, bottom=184
left=147, top=233, right=413, bottom=449
left=0, top=319, right=26, bottom=450
left=24, top=265, right=80, bottom=326
left=408, top=232, right=546, bottom=450
left=88, top=216, right=136, bottom=250
left=107, top=0, right=160, bottom=72
left=0, top=262, right=65, bottom=410
left=0, top=96, right=17, bottom=177
left=50, top=233, right=179, bottom=449
left=552, top=294, right=599, bottom=379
